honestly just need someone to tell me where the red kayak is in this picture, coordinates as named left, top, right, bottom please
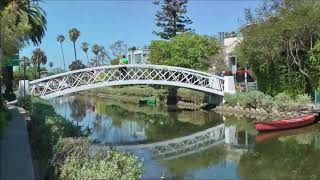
left=255, top=123, right=320, bottom=142
left=255, top=113, right=319, bottom=132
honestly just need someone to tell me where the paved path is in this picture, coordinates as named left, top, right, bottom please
left=0, top=106, right=35, bottom=180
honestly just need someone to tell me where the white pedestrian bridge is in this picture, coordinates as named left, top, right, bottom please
left=27, top=65, right=230, bottom=99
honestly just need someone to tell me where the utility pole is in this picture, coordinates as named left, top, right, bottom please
left=245, top=65, right=248, bottom=92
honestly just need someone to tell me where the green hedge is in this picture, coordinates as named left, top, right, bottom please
left=0, top=108, right=11, bottom=138
left=27, top=97, right=81, bottom=179
left=224, top=91, right=311, bottom=112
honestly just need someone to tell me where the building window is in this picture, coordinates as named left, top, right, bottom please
left=143, top=53, right=147, bottom=57
left=229, top=56, right=236, bottom=69
left=135, top=53, right=142, bottom=64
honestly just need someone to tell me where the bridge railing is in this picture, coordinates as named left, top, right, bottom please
left=29, top=64, right=225, bottom=98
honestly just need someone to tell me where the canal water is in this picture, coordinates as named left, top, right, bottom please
left=51, top=95, right=320, bottom=180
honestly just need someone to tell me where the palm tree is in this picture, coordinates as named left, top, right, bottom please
left=81, top=42, right=89, bottom=65
left=31, top=48, right=47, bottom=78
left=49, top=61, right=53, bottom=69
left=68, top=28, right=81, bottom=62
left=1, top=0, right=47, bottom=96
left=92, top=44, right=100, bottom=66
left=57, top=35, right=66, bottom=70
left=12, top=0, right=47, bottom=45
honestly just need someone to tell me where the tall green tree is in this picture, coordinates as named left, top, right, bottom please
left=68, top=28, right=80, bottom=61
left=149, top=32, right=220, bottom=71
left=97, top=46, right=110, bottom=65
left=236, top=0, right=320, bottom=95
left=69, top=60, right=85, bottom=71
left=31, top=48, right=47, bottom=78
left=109, top=40, right=127, bottom=57
left=153, top=0, right=193, bottom=39
left=81, top=42, right=89, bottom=65
left=0, top=0, right=46, bottom=96
left=57, top=35, right=66, bottom=70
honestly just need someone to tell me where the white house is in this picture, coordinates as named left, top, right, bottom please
left=127, top=49, right=150, bottom=64
left=224, top=37, right=242, bottom=69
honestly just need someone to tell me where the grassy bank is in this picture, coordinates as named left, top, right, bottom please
left=23, top=97, right=143, bottom=179
left=83, top=85, right=208, bottom=105
left=216, top=91, right=312, bottom=121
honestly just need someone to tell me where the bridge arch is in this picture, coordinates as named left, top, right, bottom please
left=28, top=64, right=226, bottom=99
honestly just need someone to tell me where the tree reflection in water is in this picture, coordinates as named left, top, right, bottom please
left=161, top=145, right=227, bottom=178
left=93, top=99, right=224, bottom=143
left=68, top=96, right=87, bottom=124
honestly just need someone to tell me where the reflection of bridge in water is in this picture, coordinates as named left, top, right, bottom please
left=92, top=124, right=242, bottom=161
left=116, top=124, right=225, bottom=160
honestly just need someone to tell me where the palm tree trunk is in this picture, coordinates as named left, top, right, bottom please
left=96, top=55, right=98, bottom=66
left=60, top=43, right=66, bottom=70
left=86, top=52, right=89, bottom=66
left=38, top=64, right=41, bottom=79
left=73, top=42, right=77, bottom=61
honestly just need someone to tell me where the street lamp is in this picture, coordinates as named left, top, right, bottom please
left=20, top=57, right=30, bottom=97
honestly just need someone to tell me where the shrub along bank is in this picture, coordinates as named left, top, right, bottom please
left=216, top=91, right=312, bottom=121
left=25, top=97, right=81, bottom=179
left=23, top=97, right=143, bottom=179
left=52, top=138, right=143, bottom=180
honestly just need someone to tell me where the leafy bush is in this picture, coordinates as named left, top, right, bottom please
left=224, top=93, right=237, bottom=107
left=247, top=90, right=265, bottom=108
left=54, top=138, right=143, bottom=180
left=274, top=93, right=296, bottom=112
left=150, top=32, right=220, bottom=71
left=237, top=93, right=250, bottom=108
left=17, top=95, right=32, bottom=110
left=295, top=94, right=311, bottom=108
left=0, top=108, right=11, bottom=138
left=223, top=91, right=310, bottom=112
left=260, top=95, right=274, bottom=112
left=177, top=88, right=206, bottom=103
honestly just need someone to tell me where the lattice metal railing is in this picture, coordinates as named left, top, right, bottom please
left=29, top=64, right=225, bottom=99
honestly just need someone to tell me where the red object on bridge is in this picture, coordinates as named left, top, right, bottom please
left=255, top=113, right=319, bottom=132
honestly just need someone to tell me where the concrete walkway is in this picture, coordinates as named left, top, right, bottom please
left=0, top=106, right=35, bottom=180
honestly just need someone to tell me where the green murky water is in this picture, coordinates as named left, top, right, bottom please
left=51, top=95, right=320, bottom=179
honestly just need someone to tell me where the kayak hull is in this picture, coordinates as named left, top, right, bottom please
left=255, top=113, right=319, bottom=132
left=255, top=123, right=320, bottom=142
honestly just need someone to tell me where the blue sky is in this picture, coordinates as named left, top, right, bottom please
left=20, top=0, right=261, bottom=69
